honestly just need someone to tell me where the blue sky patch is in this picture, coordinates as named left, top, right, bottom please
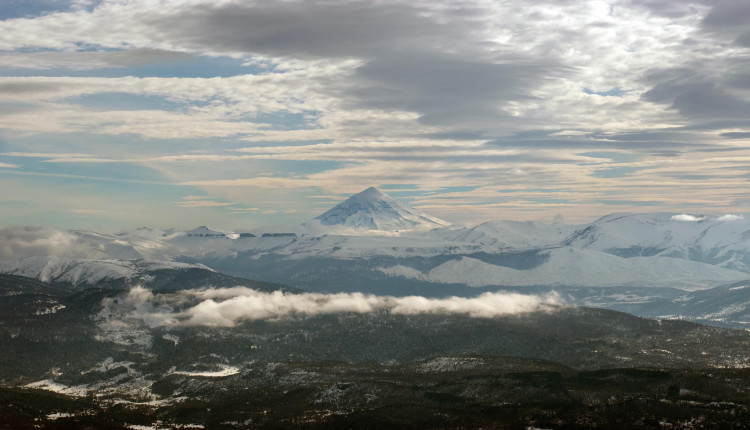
left=583, top=87, right=627, bottom=97
left=578, top=151, right=636, bottom=163
left=591, top=166, right=642, bottom=178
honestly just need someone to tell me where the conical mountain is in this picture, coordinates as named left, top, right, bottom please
left=314, top=187, right=450, bottom=231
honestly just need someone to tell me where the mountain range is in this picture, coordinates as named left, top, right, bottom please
left=3, top=187, right=750, bottom=328
left=5, top=188, right=750, bottom=427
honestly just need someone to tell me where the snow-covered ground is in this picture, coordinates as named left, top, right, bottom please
left=385, top=247, right=747, bottom=289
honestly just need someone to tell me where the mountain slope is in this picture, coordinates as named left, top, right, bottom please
left=313, top=187, right=450, bottom=232
left=564, top=212, right=750, bottom=272
left=437, top=219, right=579, bottom=249
left=381, top=247, right=748, bottom=289
left=0, top=256, right=212, bottom=289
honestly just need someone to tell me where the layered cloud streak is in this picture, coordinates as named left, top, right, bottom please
left=2, top=0, right=750, bottom=226
left=105, top=286, right=560, bottom=328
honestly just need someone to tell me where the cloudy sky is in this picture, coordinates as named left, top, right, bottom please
left=0, top=0, right=749, bottom=230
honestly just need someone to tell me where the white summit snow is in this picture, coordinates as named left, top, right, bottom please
left=312, top=187, right=451, bottom=233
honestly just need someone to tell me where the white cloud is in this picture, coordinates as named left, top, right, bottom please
left=0, top=0, right=749, bottom=225
left=0, top=225, right=87, bottom=260
left=717, top=214, right=744, bottom=221
left=671, top=214, right=706, bottom=222
left=104, top=286, right=561, bottom=328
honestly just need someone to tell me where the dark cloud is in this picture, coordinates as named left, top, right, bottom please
left=634, top=0, right=750, bottom=37
left=423, top=131, right=487, bottom=141
left=0, top=81, right=70, bottom=95
left=628, top=2, right=750, bottom=133
left=0, top=48, right=191, bottom=70
left=720, top=132, right=750, bottom=139
left=699, top=0, right=750, bottom=47
left=702, top=1, right=750, bottom=30
left=349, top=52, right=565, bottom=127
left=736, top=32, right=750, bottom=48
left=671, top=85, right=750, bottom=119
left=149, top=2, right=471, bottom=59
left=642, top=65, right=750, bottom=128
left=146, top=1, right=569, bottom=131
left=626, top=0, right=701, bottom=18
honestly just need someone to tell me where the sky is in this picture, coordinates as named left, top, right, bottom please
left=0, top=0, right=749, bottom=231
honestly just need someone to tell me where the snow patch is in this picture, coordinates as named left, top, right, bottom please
left=24, top=380, right=88, bottom=397
left=418, top=357, right=484, bottom=373
left=377, top=265, right=426, bottom=280
left=162, top=333, right=179, bottom=345
left=171, top=365, right=240, bottom=378
left=35, top=304, right=65, bottom=315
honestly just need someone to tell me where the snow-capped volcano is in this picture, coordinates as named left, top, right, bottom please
left=313, top=187, right=451, bottom=232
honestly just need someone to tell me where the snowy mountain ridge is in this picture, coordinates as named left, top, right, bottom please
left=2, top=187, right=750, bottom=295
left=313, top=187, right=451, bottom=232
left=0, top=256, right=211, bottom=288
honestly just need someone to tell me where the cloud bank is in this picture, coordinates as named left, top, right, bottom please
left=0, top=226, right=87, bottom=260
left=104, top=286, right=561, bottom=328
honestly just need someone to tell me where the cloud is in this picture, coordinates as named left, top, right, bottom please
left=148, top=1, right=570, bottom=129
left=717, top=214, right=744, bottom=221
left=1, top=0, right=750, bottom=225
left=0, top=48, right=190, bottom=70
left=720, top=132, right=750, bottom=139
left=670, top=214, right=706, bottom=222
left=0, top=225, right=86, bottom=260
left=103, top=286, right=560, bottom=328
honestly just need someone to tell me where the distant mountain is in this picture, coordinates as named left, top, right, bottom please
left=6, top=209, right=750, bottom=326
left=395, top=247, right=747, bottom=289
left=565, top=212, right=750, bottom=272
left=437, top=219, right=581, bottom=249
left=0, top=257, right=295, bottom=292
left=313, top=187, right=450, bottom=232
left=0, top=256, right=210, bottom=289
left=183, top=225, right=231, bottom=238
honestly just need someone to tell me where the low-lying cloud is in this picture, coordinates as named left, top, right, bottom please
left=670, top=214, right=707, bottom=222
left=717, top=214, right=744, bottom=222
left=105, top=287, right=561, bottom=328
left=0, top=225, right=86, bottom=260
